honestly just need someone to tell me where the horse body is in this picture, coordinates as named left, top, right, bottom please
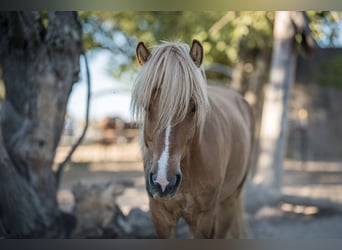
left=132, top=40, right=253, bottom=238
left=148, top=86, right=252, bottom=238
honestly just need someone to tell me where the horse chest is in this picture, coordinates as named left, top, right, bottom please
left=181, top=194, right=196, bottom=214
left=174, top=193, right=204, bottom=219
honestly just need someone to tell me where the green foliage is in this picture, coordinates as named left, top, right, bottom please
left=314, top=55, right=342, bottom=88
left=307, top=11, right=342, bottom=47
left=78, top=11, right=342, bottom=83
left=78, top=11, right=275, bottom=77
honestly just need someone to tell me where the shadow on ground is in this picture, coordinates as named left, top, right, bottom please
left=58, top=145, right=342, bottom=239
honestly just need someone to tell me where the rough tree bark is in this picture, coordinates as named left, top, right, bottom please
left=254, top=11, right=315, bottom=191
left=0, top=11, right=83, bottom=238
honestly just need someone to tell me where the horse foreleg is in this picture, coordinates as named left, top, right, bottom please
left=185, top=210, right=216, bottom=238
left=214, top=193, right=249, bottom=239
left=149, top=199, right=178, bottom=238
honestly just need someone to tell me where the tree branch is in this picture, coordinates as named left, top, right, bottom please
left=290, top=11, right=317, bottom=54
left=209, top=11, right=236, bottom=35
left=55, top=52, right=91, bottom=187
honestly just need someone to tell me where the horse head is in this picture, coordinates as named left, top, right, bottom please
left=131, top=40, right=209, bottom=200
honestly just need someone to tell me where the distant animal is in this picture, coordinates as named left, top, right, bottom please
left=131, top=40, right=254, bottom=238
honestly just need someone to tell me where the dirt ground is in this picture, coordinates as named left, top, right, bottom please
left=55, top=141, right=342, bottom=239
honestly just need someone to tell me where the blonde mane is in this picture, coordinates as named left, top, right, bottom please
left=131, top=41, right=209, bottom=135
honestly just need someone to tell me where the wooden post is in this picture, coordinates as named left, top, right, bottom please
left=254, top=11, right=315, bottom=191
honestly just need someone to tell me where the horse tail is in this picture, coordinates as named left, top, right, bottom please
left=243, top=98, right=256, bottom=179
left=237, top=97, right=255, bottom=182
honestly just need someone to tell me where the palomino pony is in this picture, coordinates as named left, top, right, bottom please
left=131, top=40, right=253, bottom=238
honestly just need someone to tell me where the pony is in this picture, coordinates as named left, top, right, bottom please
left=131, top=40, right=254, bottom=238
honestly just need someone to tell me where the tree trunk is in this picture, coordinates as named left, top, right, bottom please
left=254, top=11, right=297, bottom=190
left=0, top=11, right=82, bottom=238
left=231, top=38, right=270, bottom=178
left=254, top=11, right=315, bottom=190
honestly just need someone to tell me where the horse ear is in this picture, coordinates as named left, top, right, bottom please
left=136, top=41, right=151, bottom=66
left=190, top=39, right=203, bottom=67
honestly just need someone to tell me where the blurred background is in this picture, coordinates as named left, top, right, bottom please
left=0, top=11, right=341, bottom=238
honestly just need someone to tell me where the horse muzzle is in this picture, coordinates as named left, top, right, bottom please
left=146, top=171, right=182, bottom=200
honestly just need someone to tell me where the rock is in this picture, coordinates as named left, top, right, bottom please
left=69, top=180, right=191, bottom=238
left=125, top=208, right=156, bottom=238
left=71, top=180, right=132, bottom=238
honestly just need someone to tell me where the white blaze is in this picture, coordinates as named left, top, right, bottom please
left=156, top=122, right=171, bottom=192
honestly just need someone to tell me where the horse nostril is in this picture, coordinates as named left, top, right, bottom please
left=175, top=173, right=182, bottom=186
left=149, top=172, right=155, bottom=184
left=169, top=173, right=182, bottom=187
